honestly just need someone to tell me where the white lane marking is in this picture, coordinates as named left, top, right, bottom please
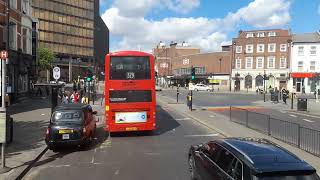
left=41, top=114, right=45, bottom=116
left=115, top=170, right=120, bottom=175
left=176, top=117, right=191, bottom=120
left=209, top=115, right=215, bottom=118
left=289, top=112, right=320, bottom=119
left=303, top=119, right=314, bottom=123
left=289, top=114, right=297, bottom=117
left=184, top=133, right=220, bottom=137
left=145, top=152, right=161, bottom=156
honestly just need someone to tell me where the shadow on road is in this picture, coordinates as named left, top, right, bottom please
left=7, top=98, right=51, bottom=115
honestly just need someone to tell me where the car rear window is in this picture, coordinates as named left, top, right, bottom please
left=51, top=110, right=83, bottom=123
left=253, top=173, right=320, bottom=180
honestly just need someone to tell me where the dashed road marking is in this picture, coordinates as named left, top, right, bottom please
left=184, top=133, right=220, bottom=137
left=289, top=114, right=297, bottom=118
left=176, top=117, right=191, bottom=120
left=289, top=111, right=320, bottom=119
left=303, top=119, right=314, bottom=123
left=209, top=115, right=215, bottom=118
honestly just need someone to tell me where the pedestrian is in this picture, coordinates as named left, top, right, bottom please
left=61, top=94, right=69, bottom=104
left=302, top=85, right=306, bottom=94
left=74, top=91, right=79, bottom=103
left=282, top=88, right=288, bottom=104
left=70, top=91, right=75, bottom=103
left=73, top=81, right=77, bottom=92
left=274, top=87, right=279, bottom=103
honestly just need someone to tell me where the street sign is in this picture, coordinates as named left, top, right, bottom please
left=0, top=50, right=8, bottom=60
left=53, top=67, right=60, bottom=80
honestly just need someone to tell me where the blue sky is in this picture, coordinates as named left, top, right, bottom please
left=100, top=0, right=320, bottom=52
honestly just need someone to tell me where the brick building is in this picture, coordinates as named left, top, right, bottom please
left=153, top=42, right=231, bottom=89
left=0, top=0, right=36, bottom=102
left=231, top=29, right=292, bottom=92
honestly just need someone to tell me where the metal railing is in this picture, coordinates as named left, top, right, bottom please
left=230, top=106, right=320, bottom=157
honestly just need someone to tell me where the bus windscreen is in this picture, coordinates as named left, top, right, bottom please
left=110, top=56, right=151, bottom=80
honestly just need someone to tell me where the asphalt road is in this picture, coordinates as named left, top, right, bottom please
left=24, top=105, right=221, bottom=180
left=158, top=89, right=320, bottom=131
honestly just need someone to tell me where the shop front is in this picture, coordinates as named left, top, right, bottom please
left=290, top=73, right=319, bottom=93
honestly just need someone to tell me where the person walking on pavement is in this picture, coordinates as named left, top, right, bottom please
left=61, top=94, right=69, bottom=104
left=282, top=88, right=288, bottom=104
left=302, top=85, right=306, bottom=94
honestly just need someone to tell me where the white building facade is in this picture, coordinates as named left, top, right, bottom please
left=288, top=32, right=320, bottom=93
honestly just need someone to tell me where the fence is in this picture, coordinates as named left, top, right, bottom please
left=230, top=106, right=320, bottom=157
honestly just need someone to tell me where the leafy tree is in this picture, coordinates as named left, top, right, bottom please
left=38, top=47, right=54, bottom=71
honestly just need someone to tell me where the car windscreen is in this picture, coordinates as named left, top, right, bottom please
left=51, top=110, right=84, bottom=123
left=254, top=173, right=320, bottom=180
left=110, top=56, right=151, bottom=80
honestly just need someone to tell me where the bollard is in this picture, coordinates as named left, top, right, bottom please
left=176, top=87, right=179, bottom=103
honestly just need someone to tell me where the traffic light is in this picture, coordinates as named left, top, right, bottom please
left=191, top=67, right=195, bottom=80
left=86, top=73, right=93, bottom=82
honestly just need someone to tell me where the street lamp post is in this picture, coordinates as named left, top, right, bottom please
left=264, top=70, right=266, bottom=102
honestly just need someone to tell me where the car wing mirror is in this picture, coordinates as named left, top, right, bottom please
left=92, top=111, right=98, bottom=115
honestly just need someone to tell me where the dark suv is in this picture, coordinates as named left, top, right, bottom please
left=45, top=104, right=97, bottom=150
left=188, top=138, right=320, bottom=180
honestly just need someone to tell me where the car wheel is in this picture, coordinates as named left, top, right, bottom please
left=189, top=155, right=198, bottom=180
left=194, top=88, right=198, bottom=91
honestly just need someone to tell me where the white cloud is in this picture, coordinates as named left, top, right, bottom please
left=163, top=0, right=200, bottom=14
left=102, top=0, right=292, bottom=52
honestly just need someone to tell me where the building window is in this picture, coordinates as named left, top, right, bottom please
left=245, top=57, right=253, bottom=69
left=257, top=32, right=265, bottom=37
left=267, top=56, right=275, bottom=68
left=310, top=46, right=317, bottom=55
left=246, top=44, right=253, bottom=53
left=10, top=0, right=17, bottom=9
left=298, top=61, right=303, bottom=71
left=268, top=43, right=276, bottom=52
left=280, top=57, right=286, bottom=68
left=246, top=33, right=254, bottom=38
left=268, top=31, right=276, bottom=37
left=256, top=57, right=264, bottom=69
left=310, top=61, right=316, bottom=71
left=298, top=46, right=304, bottom=56
left=235, top=58, right=241, bottom=69
left=9, top=22, right=17, bottom=50
left=257, top=44, right=264, bottom=53
left=280, top=44, right=287, bottom=52
left=255, top=75, right=263, bottom=87
left=245, top=75, right=253, bottom=88
left=236, top=46, right=242, bottom=53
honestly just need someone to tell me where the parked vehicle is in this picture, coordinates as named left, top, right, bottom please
left=45, top=104, right=97, bottom=150
left=156, top=85, right=162, bottom=91
left=189, top=84, right=212, bottom=91
left=189, top=138, right=319, bottom=180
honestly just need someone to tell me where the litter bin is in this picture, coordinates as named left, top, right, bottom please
left=297, top=98, right=307, bottom=111
left=6, top=115, right=13, bottom=144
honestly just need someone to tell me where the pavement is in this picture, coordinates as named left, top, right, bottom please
left=156, top=92, right=320, bottom=174
left=0, top=82, right=105, bottom=180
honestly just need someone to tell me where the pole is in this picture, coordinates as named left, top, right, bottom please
left=190, top=90, right=193, bottom=111
left=291, top=92, right=294, bottom=109
left=0, top=0, right=11, bottom=173
left=176, top=86, right=179, bottom=103
left=263, top=70, right=266, bottom=102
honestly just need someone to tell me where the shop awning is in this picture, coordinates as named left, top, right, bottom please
left=290, top=73, right=316, bottom=78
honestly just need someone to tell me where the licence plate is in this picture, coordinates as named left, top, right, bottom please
left=125, top=127, right=138, bottom=131
left=62, top=134, right=70, bottom=140
left=59, top=129, right=73, bottom=134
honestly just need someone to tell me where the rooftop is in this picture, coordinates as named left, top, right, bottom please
left=293, top=32, right=320, bottom=43
left=222, top=138, right=315, bottom=174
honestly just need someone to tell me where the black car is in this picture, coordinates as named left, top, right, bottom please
left=45, top=104, right=97, bottom=150
left=189, top=138, right=320, bottom=180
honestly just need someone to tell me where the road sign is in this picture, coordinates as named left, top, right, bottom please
left=53, top=67, right=60, bottom=80
left=0, top=50, right=8, bottom=60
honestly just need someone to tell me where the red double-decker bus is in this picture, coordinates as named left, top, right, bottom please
left=104, top=51, right=156, bottom=133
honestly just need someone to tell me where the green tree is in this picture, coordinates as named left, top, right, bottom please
left=37, top=47, right=55, bottom=82
left=38, top=47, right=54, bottom=71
